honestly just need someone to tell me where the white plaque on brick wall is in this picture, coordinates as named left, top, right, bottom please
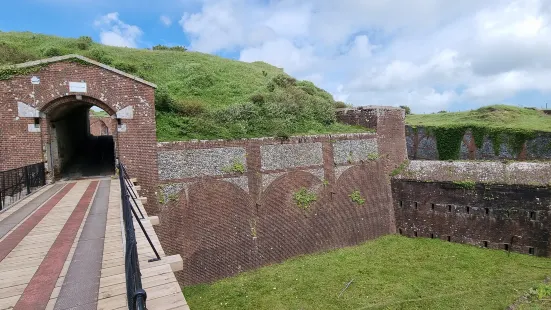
left=69, top=82, right=87, bottom=93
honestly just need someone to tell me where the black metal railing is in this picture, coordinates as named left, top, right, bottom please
left=118, top=161, right=160, bottom=310
left=0, top=162, right=46, bottom=211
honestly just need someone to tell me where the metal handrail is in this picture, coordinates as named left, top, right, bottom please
left=0, top=162, right=46, bottom=210
left=118, top=161, right=160, bottom=310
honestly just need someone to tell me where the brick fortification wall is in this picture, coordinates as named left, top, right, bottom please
left=336, top=106, right=407, bottom=172
left=89, top=115, right=113, bottom=136
left=407, top=126, right=551, bottom=160
left=155, top=133, right=396, bottom=285
left=392, top=161, right=551, bottom=256
left=0, top=57, right=159, bottom=214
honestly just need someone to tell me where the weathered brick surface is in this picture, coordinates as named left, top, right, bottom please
left=89, top=114, right=112, bottom=136
left=155, top=133, right=395, bottom=285
left=0, top=59, right=159, bottom=214
left=392, top=160, right=551, bottom=257
left=392, top=180, right=551, bottom=256
left=336, top=106, right=407, bottom=172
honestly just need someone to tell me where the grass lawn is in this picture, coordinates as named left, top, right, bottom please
left=406, top=105, right=551, bottom=133
left=184, top=235, right=551, bottom=310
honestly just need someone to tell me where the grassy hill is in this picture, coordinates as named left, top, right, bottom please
left=406, top=105, right=551, bottom=132
left=0, top=32, right=364, bottom=141
left=405, top=105, right=551, bottom=160
left=184, top=235, right=551, bottom=309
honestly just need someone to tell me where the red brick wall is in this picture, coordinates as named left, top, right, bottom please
left=89, top=115, right=112, bottom=136
left=155, top=134, right=396, bottom=285
left=336, top=106, right=407, bottom=172
left=0, top=60, right=159, bottom=214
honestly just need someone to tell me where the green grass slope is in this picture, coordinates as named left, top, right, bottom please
left=406, top=105, right=551, bottom=132
left=406, top=105, right=551, bottom=159
left=184, top=235, right=551, bottom=310
left=0, top=32, right=364, bottom=141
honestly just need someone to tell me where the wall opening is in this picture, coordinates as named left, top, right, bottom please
left=414, top=201, right=418, bottom=210
left=47, top=102, right=115, bottom=179
left=530, top=211, right=536, bottom=221
left=431, top=203, right=435, bottom=211
left=447, top=205, right=452, bottom=212
left=503, top=244, right=510, bottom=251
left=529, top=247, right=535, bottom=255
left=485, top=208, right=490, bottom=215
left=413, top=231, right=418, bottom=237
left=89, top=108, right=111, bottom=136
left=483, top=241, right=488, bottom=248
left=466, top=206, right=470, bottom=214
left=447, top=236, right=451, bottom=242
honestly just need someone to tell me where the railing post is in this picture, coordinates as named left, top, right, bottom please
left=24, top=165, right=31, bottom=195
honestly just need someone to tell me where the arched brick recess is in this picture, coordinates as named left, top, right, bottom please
left=316, top=162, right=395, bottom=249
left=177, top=180, right=255, bottom=285
left=155, top=193, right=187, bottom=283
left=257, top=171, right=323, bottom=264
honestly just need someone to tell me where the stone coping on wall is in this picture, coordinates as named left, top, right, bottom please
left=394, top=160, right=551, bottom=186
left=156, top=132, right=377, bottom=150
left=336, top=105, right=404, bottom=112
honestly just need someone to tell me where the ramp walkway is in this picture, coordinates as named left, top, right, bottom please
left=0, top=177, right=189, bottom=310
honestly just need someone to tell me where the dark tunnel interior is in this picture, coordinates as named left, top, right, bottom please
left=48, top=101, right=115, bottom=179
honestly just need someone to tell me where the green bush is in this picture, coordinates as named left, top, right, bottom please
left=250, top=93, right=265, bottom=105
left=87, top=48, right=113, bottom=65
left=172, top=99, right=207, bottom=116
left=76, top=36, right=93, bottom=50
left=42, top=46, right=63, bottom=57
left=400, top=105, right=412, bottom=115
left=155, top=86, right=175, bottom=112
left=0, top=43, right=34, bottom=64
left=113, top=61, right=138, bottom=74
left=152, top=44, right=187, bottom=52
left=272, top=74, right=297, bottom=88
left=334, top=101, right=349, bottom=109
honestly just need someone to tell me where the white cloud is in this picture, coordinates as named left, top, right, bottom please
left=94, top=12, right=142, bottom=48
left=180, top=0, right=551, bottom=113
left=160, top=15, right=172, bottom=27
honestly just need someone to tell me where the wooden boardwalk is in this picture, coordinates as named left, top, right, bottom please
left=0, top=178, right=189, bottom=310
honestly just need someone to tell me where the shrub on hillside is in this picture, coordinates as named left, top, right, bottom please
left=42, top=46, right=63, bottom=57
left=334, top=101, right=348, bottom=109
left=155, top=86, right=175, bottom=112
left=0, top=43, right=34, bottom=65
left=172, top=99, right=206, bottom=116
left=272, top=74, right=297, bottom=88
left=87, top=48, right=113, bottom=65
left=113, top=62, right=138, bottom=74
left=152, top=44, right=187, bottom=52
left=400, top=105, right=412, bottom=115
left=76, top=36, right=93, bottom=50
left=250, top=93, right=265, bottom=105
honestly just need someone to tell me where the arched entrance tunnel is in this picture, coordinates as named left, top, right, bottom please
left=47, top=101, right=116, bottom=179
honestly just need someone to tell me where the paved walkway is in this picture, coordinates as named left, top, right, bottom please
left=0, top=178, right=189, bottom=310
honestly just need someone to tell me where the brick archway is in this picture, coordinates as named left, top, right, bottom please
left=0, top=55, right=160, bottom=214
left=40, top=95, right=119, bottom=180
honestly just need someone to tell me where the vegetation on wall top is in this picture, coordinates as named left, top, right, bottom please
left=407, top=105, right=546, bottom=160
left=0, top=32, right=367, bottom=141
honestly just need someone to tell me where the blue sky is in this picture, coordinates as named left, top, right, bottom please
left=2, top=0, right=551, bottom=113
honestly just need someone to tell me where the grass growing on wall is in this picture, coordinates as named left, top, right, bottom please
left=184, top=235, right=551, bottom=310
left=407, top=105, right=545, bottom=159
left=0, top=32, right=367, bottom=141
